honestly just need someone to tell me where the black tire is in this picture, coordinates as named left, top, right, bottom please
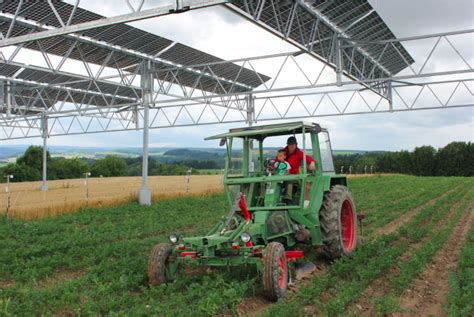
left=148, top=243, right=177, bottom=286
left=262, top=242, right=288, bottom=301
left=319, top=185, right=357, bottom=260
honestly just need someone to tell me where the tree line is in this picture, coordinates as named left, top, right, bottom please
left=0, top=146, right=221, bottom=182
left=334, top=142, right=474, bottom=176
left=1, top=141, right=472, bottom=182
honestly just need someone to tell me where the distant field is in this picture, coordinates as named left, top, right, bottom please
left=0, top=175, right=222, bottom=219
left=0, top=175, right=472, bottom=316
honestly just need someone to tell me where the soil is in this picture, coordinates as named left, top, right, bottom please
left=393, top=201, right=473, bottom=316
left=348, top=193, right=472, bottom=316
left=235, top=260, right=330, bottom=317
left=371, top=188, right=456, bottom=237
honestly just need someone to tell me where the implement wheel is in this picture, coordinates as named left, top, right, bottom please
left=262, top=242, right=288, bottom=301
left=148, top=243, right=180, bottom=285
left=319, top=185, right=357, bottom=260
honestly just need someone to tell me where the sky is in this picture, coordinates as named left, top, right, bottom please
left=1, top=0, right=473, bottom=151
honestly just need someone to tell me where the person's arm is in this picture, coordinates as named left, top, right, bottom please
left=300, top=150, right=316, bottom=171
left=285, top=162, right=291, bottom=175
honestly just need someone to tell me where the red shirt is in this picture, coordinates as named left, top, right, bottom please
left=280, top=146, right=315, bottom=174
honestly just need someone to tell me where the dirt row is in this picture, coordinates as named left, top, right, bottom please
left=370, top=186, right=459, bottom=237
left=394, top=201, right=473, bottom=316
left=349, top=189, right=472, bottom=316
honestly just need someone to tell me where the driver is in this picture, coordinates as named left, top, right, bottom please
left=283, top=136, right=316, bottom=174
left=278, top=136, right=316, bottom=205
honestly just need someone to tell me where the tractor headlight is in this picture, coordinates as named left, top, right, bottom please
left=240, top=232, right=251, bottom=243
left=169, top=233, right=180, bottom=244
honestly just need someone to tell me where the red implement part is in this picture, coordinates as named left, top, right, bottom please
left=181, top=252, right=196, bottom=260
left=285, top=250, right=304, bottom=260
left=239, top=193, right=251, bottom=221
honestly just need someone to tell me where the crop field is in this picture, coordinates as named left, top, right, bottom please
left=0, top=175, right=473, bottom=316
left=0, top=175, right=223, bottom=220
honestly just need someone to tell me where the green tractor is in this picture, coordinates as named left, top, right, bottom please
left=148, top=121, right=361, bottom=301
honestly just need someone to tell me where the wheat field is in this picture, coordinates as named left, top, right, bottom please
left=0, top=175, right=223, bottom=220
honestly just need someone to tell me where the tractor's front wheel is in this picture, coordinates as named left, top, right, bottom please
left=319, top=185, right=357, bottom=260
left=262, top=242, right=288, bottom=301
left=148, top=243, right=180, bottom=286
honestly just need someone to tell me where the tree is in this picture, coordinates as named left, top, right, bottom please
left=412, top=146, right=436, bottom=176
left=2, top=163, right=41, bottom=182
left=49, top=158, right=88, bottom=179
left=90, top=155, right=128, bottom=177
left=17, top=145, right=49, bottom=171
left=435, top=142, right=474, bottom=176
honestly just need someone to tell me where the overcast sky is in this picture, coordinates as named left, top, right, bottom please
left=2, top=0, right=473, bottom=151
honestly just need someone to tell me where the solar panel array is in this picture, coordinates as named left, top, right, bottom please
left=229, top=0, right=414, bottom=80
left=0, top=0, right=270, bottom=106
left=0, top=63, right=138, bottom=109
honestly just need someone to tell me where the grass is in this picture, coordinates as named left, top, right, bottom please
left=446, top=230, right=474, bottom=317
left=0, top=175, right=472, bottom=315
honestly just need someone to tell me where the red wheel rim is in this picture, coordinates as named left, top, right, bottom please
left=278, top=256, right=287, bottom=289
left=340, top=199, right=356, bottom=252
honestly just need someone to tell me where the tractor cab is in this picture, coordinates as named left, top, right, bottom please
left=148, top=121, right=359, bottom=302
left=206, top=121, right=345, bottom=210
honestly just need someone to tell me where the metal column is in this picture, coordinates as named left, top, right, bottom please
left=334, top=37, right=343, bottom=87
left=246, top=94, right=255, bottom=126
left=5, top=81, right=11, bottom=119
left=41, top=115, right=48, bottom=191
left=139, top=61, right=153, bottom=205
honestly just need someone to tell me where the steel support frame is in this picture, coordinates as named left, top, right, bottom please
left=139, top=61, right=153, bottom=206
left=0, top=0, right=230, bottom=48
left=41, top=114, right=48, bottom=191
left=224, top=0, right=393, bottom=100
left=0, top=6, right=472, bottom=141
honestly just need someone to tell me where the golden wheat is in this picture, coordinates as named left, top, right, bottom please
left=0, top=175, right=223, bottom=220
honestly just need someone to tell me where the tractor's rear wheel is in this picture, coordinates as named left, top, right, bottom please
left=148, top=243, right=179, bottom=286
left=319, top=185, right=357, bottom=260
left=262, top=242, right=288, bottom=301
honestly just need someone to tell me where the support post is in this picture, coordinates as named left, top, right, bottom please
left=335, top=37, right=343, bottom=87
left=41, top=114, right=48, bottom=191
left=5, top=81, right=11, bottom=119
left=139, top=61, right=153, bottom=205
left=246, top=94, right=255, bottom=126
left=387, top=80, right=393, bottom=112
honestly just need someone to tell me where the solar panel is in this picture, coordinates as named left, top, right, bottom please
left=0, top=1, right=270, bottom=93
left=0, top=62, right=138, bottom=110
left=228, top=0, right=414, bottom=81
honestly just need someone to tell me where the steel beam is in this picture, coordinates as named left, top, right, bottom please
left=41, top=114, right=48, bottom=191
left=139, top=61, right=153, bottom=206
left=0, top=1, right=229, bottom=48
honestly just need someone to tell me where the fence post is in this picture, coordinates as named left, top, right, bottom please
left=84, top=172, right=91, bottom=207
left=185, top=168, right=192, bottom=193
left=4, top=175, right=13, bottom=217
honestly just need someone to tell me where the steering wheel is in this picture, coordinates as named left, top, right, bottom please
left=264, top=158, right=276, bottom=174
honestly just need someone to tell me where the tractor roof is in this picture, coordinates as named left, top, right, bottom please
left=205, top=121, right=324, bottom=140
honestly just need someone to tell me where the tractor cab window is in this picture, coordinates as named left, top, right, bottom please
left=249, top=139, right=262, bottom=174
left=262, top=133, right=313, bottom=175
left=229, top=137, right=243, bottom=176
left=318, top=131, right=335, bottom=172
